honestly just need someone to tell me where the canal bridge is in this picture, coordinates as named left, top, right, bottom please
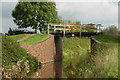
left=47, top=23, right=103, bottom=37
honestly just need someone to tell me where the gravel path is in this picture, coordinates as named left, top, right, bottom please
left=17, top=34, right=36, bottom=42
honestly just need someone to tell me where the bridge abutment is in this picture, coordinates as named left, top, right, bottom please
left=20, top=35, right=63, bottom=64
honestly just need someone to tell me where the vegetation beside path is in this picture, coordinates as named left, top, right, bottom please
left=2, top=35, right=38, bottom=78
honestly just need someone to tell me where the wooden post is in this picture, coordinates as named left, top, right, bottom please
left=47, top=24, right=49, bottom=34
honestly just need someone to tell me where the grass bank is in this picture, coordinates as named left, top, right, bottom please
left=62, top=35, right=118, bottom=78
left=8, top=34, right=28, bottom=41
left=2, top=35, right=38, bottom=78
left=92, top=34, right=118, bottom=78
left=19, top=34, right=49, bottom=43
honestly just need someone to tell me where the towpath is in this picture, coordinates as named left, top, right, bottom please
left=17, top=34, right=36, bottom=42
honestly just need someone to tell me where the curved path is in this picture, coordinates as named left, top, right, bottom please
left=17, top=34, right=36, bottom=42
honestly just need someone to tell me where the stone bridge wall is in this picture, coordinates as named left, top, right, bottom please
left=20, top=35, right=62, bottom=63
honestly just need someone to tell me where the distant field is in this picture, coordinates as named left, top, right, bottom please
left=8, top=34, right=28, bottom=41
left=20, top=34, right=50, bottom=43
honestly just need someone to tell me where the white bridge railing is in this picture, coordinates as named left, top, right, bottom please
left=47, top=24, right=103, bottom=36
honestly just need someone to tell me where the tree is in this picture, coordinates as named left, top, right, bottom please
left=75, top=21, right=80, bottom=25
left=12, top=1, right=60, bottom=33
left=102, top=25, right=118, bottom=36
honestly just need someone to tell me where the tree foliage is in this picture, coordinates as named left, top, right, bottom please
left=102, top=25, right=118, bottom=36
left=12, top=1, right=60, bottom=33
left=65, top=20, right=81, bottom=25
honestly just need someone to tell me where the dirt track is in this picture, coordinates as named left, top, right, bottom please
left=17, top=34, right=36, bottom=42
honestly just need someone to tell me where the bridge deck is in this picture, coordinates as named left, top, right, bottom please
left=50, top=32, right=99, bottom=37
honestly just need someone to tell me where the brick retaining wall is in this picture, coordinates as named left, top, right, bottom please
left=20, top=35, right=62, bottom=63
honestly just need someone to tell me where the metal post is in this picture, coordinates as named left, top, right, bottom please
left=63, top=25, right=65, bottom=37
left=54, top=25, right=56, bottom=32
left=96, top=25, right=98, bottom=33
left=80, top=25, right=81, bottom=37
left=47, top=24, right=49, bottom=34
left=99, top=25, right=100, bottom=32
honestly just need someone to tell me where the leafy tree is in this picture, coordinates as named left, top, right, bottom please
left=67, top=20, right=73, bottom=24
left=102, top=25, right=118, bottom=36
left=12, top=1, right=60, bottom=33
left=75, top=21, right=80, bottom=25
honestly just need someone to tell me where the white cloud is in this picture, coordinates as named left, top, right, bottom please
left=2, top=17, right=17, bottom=33
left=55, top=0, right=119, bottom=2
left=1, top=0, right=119, bottom=2
left=56, top=2, right=118, bottom=27
left=1, top=2, right=17, bottom=33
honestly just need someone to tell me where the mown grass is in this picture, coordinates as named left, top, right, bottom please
left=8, top=34, right=28, bottom=41
left=20, top=34, right=49, bottom=43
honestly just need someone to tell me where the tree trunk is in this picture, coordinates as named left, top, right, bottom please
left=35, top=29, right=37, bottom=34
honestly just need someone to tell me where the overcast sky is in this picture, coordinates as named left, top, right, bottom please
left=0, top=0, right=119, bottom=33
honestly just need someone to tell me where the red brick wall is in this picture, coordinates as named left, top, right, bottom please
left=20, top=35, right=57, bottom=63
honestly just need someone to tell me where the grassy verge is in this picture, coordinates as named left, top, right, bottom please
left=62, top=35, right=118, bottom=78
left=20, top=34, right=49, bottom=43
left=8, top=34, right=28, bottom=41
left=2, top=35, right=38, bottom=78
left=92, top=34, right=118, bottom=78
